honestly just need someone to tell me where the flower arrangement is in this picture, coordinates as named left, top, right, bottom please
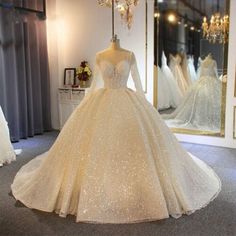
left=76, top=61, right=92, bottom=82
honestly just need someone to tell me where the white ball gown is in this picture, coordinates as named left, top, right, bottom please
left=157, top=66, right=171, bottom=110
left=169, top=54, right=189, bottom=95
left=181, top=53, right=193, bottom=86
left=163, top=56, right=222, bottom=132
left=12, top=51, right=221, bottom=224
left=161, top=52, right=182, bottom=108
left=196, top=57, right=202, bottom=80
left=0, top=106, right=16, bottom=166
left=187, top=56, right=198, bottom=83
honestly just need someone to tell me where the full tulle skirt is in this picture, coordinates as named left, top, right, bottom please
left=12, top=88, right=221, bottom=223
left=161, top=66, right=183, bottom=108
left=0, top=107, right=16, bottom=166
left=157, top=67, right=172, bottom=110
left=163, top=76, right=222, bottom=132
left=170, top=65, right=189, bottom=95
left=188, top=62, right=198, bottom=83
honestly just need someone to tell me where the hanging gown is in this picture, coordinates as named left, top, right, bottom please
left=157, top=66, right=171, bottom=110
left=163, top=56, right=222, bottom=132
left=181, top=53, right=192, bottom=86
left=196, top=57, right=202, bottom=80
left=0, top=106, right=16, bottom=166
left=12, top=51, right=221, bottom=224
left=161, top=52, right=182, bottom=108
left=169, top=54, right=189, bottom=95
left=188, top=56, right=198, bottom=83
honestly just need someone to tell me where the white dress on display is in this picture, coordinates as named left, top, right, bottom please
left=0, top=106, right=16, bottom=166
left=196, top=57, right=202, bottom=80
left=12, top=51, right=221, bottom=224
left=181, top=53, right=192, bottom=86
left=169, top=54, right=189, bottom=95
left=157, top=66, right=171, bottom=110
left=161, top=52, right=182, bottom=108
left=163, top=55, right=222, bottom=132
left=188, top=56, right=198, bottom=82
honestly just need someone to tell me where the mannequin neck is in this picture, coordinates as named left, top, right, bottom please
left=206, top=54, right=212, bottom=61
left=207, top=53, right=212, bottom=58
left=109, top=39, right=121, bottom=50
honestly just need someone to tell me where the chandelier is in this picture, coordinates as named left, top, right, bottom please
left=202, top=13, right=229, bottom=44
left=97, top=0, right=139, bottom=29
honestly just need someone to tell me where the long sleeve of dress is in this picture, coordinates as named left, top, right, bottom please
left=79, top=55, right=103, bottom=107
left=130, top=52, right=146, bottom=98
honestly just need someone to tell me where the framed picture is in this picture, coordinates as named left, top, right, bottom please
left=64, top=68, right=76, bottom=87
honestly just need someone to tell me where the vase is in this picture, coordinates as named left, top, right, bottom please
left=79, top=80, right=88, bottom=88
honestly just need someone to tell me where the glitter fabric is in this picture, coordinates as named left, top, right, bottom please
left=11, top=52, right=221, bottom=224
left=163, top=57, right=222, bottom=132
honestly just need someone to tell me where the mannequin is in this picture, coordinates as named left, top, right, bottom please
left=97, top=34, right=131, bottom=64
left=201, top=53, right=219, bottom=78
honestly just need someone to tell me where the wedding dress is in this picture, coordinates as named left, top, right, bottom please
left=169, top=54, right=189, bottom=95
left=181, top=53, right=192, bottom=86
left=12, top=51, right=221, bottom=224
left=157, top=66, right=171, bottom=110
left=188, top=56, right=197, bottom=82
left=0, top=106, right=16, bottom=166
left=163, top=55, right=222, bottom=132
left=161, top=52, right=182, bottom=108
left=196, top=57, right=202, bottom=80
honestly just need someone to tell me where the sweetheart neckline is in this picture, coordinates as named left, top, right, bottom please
left=100, top=59, right=130, bottom=68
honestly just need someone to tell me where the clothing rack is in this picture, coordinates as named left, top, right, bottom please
left=0, top=0, right=46, bottom=19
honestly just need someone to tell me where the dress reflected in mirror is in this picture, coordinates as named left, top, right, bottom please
left=188, top=56, right=198, bottom=83
left=163, top=54, right=222, bottom=132
left=169, top=54, right=189, bottom=95
left=160, top=52, right=183, bottom=109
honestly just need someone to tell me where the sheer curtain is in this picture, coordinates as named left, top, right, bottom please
left=0, top=1, right=51, bottom=141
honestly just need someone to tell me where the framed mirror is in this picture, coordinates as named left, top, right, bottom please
left=153, top=0, right=230, bottom=137
left=234, top=106, right=236, bottom=139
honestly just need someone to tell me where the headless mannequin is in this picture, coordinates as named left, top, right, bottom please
left=97, top=35, right=131, bottom=64
left=206, top=53, right=212, bottom=59
left=203, top=53, right=213, bottom=66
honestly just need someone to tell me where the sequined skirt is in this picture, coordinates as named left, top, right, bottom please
left=11, top=88, right=221, bottom=223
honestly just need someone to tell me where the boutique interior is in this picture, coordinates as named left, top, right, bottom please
left=0, top=0, right=236, bottom=235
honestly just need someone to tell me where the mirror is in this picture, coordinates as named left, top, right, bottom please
left=153, top=0, right=229, bottom=136
left=234, top=106, right=236, bottom=139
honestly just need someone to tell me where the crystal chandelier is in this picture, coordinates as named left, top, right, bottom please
left=202, top=13, right=229, bottom=44
left=97, top=0, right=139, bottom=29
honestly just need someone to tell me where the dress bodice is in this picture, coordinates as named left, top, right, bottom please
left=99, top=60, right=131, bottom=89
left=170, top=54, right=181, bottom=66
left=175, top=55, right=182, bottom=64
left=200, top=59, right=218, bottom=77
left=85, top=51, right=145, bottom=99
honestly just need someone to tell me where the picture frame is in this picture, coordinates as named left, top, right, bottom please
left=64, top=68, right=76, bottom=87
